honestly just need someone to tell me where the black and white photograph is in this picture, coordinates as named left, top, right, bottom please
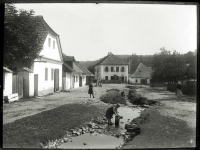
left=3, top=2, right=198, bottom=149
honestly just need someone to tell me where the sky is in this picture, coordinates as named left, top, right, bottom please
left=14, top=3, right=197, bottom=61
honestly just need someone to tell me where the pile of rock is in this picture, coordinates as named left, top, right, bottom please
left=41, top=120, right=106, bottom=149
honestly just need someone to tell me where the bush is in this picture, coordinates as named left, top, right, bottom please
left=127, top=90, right=147, bottom=105
left=100, top=90, right=126, bottom=105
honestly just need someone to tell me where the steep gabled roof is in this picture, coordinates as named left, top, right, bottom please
left=3, top=67, right=13, bottom=73
left=33, top=16, right=63, bottom=62
left=63, top=63, right=75, bottom=72
left=94, top=54, right=129, bottom=66
left=74, top=61, right=94, bottom=76
left=18, top=67, right=33, bottom=73
left=130, top=63, right=152, bottom=78
left=33, top=16, right=58, bottom=48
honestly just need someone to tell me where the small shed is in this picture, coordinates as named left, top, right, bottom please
left=3, top=67, right=13, bottom=97
left=17, top=67, right=34, bottom=97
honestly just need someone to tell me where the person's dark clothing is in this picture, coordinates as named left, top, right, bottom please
left=121, top=91, right=125, bottom=98
left=88, top=84, right=93, bottom=94
left=176, top=84, right=181, bottom=90
left=106, top=106, right=115, bottom=119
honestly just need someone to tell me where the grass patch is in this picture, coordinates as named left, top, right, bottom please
left=3, top=103, right=106, bottom=148
left=100, top=89, right=126, bottom=105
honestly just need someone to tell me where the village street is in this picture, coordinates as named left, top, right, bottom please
left=3, top=84, right=196, bottom=148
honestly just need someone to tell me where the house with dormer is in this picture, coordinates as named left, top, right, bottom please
left=11, top=16, right=63, bottom=96
left=94, top=53, right=129, bottom=83
left=62, top=53, right=93, bottom=89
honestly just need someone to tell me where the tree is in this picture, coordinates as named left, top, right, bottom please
left=87, top=65, right=95, bottom=75
left=151, top=47, right=186, bottom=83
left=129, top=54, right=140, bottom=74
left=4, top=4, right=42, bottom=67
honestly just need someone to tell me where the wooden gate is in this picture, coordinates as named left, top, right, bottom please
left=12, top=75, right=23, bottom=98
left=34, top=74, right=38, bottom=96
left=54, top=69, right=59, bottom=92
left=79, top=76, right=82, bottom=87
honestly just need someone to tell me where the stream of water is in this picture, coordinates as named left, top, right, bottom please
left=59, top=106, right=144, bottom=149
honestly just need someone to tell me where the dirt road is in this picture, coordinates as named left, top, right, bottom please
left=3, top=84, right=128, bottom=124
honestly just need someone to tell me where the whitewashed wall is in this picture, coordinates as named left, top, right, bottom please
left=29, top=73, right=34, bottom=96
left=100, top=65, right=129, bottom=80
left=3, top=72, right=12, bottom=96
left=64, top=72, right=71, bottom=90
left=40, top=33, right=61, bottom=61
left=82, top=75, right=86, bottom=86
left=74, top=75, right=79, bottom=88
left=33, top=62, right=62, bottom=93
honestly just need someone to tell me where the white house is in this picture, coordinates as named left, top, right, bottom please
left=11, top=16, right=63, bottom=96
left=3, top=67, right=13, bottom=97
left=129, top=63, right=152, bottom=85
left=62, top=53, right=93, bottom=89
left=94, top=53, right=129, bottom=83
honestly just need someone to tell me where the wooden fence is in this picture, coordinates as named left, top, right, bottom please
left=167, top=82, right=197, bottom=96
left=12, top=75, right=23, bottom=98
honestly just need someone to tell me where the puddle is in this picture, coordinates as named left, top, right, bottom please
left=59, top=107, right=144, bottom=149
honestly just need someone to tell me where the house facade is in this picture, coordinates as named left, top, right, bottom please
left=129, top=63, right=152, bottom=85
left=94, top=53, right=129, bottom=83
left=62, top=53, right=94, bottom=90
left=10, top=16, right=63, bottom=96
left=3, top=67, right=13, bottom=97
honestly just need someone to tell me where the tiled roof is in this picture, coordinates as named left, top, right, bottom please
left=18, top=67, right=33, bottom=73
left=74, top=61, right=94, bottom=76
left=3, top=67, right=13, bottom=73
left=73, top=62, right=84, bottom=73
left=62, top=52, right=75, bottom=61
left=94, top=54, right=129, bottom=66
left=63, top=63, right=74, bottom=72
left=33, top=16, right=59, bottom=50
left=130, top=63, right=152, bottom=78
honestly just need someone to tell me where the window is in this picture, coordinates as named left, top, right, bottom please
left=105, top=76, right=108, bottom=80
left=111, top=67, right=114, bottom=72
left=53, top=41, right=55, bottom=49
left=121, top=67, right=125, bottom=72
left=111, top=76, right=114, bottom=80
left=116, top=67, right=119, bottom=72
left=136, top=79, right=137, bottom=83
left=105, top=67, right=108, bottom=72
left=76, top=76, right=78, bottom=82
left=48, top=38, right=51, bottom=47
left=45, top=68, right=48, bottom=81
left=51, top=69, right=54, bottom=80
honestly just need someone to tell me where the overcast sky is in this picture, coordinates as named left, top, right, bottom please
left=14, top=3, right=197, bottom=61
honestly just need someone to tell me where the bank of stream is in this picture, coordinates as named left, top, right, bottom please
left=46, top=88, right=153, bottom=149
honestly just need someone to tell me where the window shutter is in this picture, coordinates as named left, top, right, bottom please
left=48, top=38, right=51, bottom=47
left=51, top=69, right=54, bottom=80
left=45, top=68, right=48, bottom=80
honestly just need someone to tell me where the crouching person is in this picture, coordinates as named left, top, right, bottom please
left=105, top=103, right=120, bottom=125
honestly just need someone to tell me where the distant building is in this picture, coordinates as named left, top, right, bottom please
left=129, top=63, right=152, bottom=84
left=94, top=53, right=129, bottom=83
left=62, top=53, right=93, bottom=89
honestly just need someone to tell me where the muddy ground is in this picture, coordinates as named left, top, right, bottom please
left=123, top=86, right=196, bottom=148
left=3, top=84, right=197, bottom=148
